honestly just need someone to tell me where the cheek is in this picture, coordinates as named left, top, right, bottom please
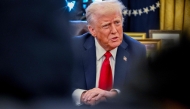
left=118, top=29, right=123, bottom=39
left=98, top=31, right=110, bottom=40
left=119, top=34, right=123, bottom=40
left=118, top=27, right=123, bottom=34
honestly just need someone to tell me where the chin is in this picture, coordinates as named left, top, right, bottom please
left=113, top=41, right=121, bottom=46
left=110, top=44, right=120, bottom=49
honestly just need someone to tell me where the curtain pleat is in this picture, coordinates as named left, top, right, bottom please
left=160, top=0, right=190, bottom=32
left=174, top=0, right=184, bottom=30
left=160, top=0, right=165, bottom=30
left=165, top=0, right=174, bottom=30
left=183, top=0, right=190, bottom=32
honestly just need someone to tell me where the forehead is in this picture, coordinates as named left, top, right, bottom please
left=94, top=12, right=122, bottom=24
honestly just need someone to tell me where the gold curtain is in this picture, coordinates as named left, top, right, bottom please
left=160, top=0, right=190, bottom=33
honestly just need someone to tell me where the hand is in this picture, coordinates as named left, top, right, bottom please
left=82, top=95, right=106, bottom=106
left=81, top=88, right=107, bottom=106
left=81, top=88, right=118, bottom=106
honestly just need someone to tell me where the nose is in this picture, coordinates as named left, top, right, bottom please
left=111, top=24, right=117, bottom=34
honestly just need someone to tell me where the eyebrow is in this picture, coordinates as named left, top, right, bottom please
left=102, top=22, right=111, bottom=25
left=101, top=18, right=121, bottom=25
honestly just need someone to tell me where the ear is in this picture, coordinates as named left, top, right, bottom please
left=88, top=25, right=96, bottom=37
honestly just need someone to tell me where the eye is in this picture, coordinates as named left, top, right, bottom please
left=102, top=24, right=110, bottom=29
left=115, top=21, right=121, bottom=25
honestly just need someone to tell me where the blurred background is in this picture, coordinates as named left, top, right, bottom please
left=0, top=0, right=190, bottom=108
left=67, top=0, right=190, bottom=37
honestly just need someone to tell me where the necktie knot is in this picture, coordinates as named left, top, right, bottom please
left=104, top=51, right=112, bottom=59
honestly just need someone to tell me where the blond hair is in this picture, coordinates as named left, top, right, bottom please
left=85, top=0, right=126, bottom=25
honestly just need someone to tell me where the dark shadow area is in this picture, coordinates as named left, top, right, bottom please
left=0, top=0, right=76, bottom=108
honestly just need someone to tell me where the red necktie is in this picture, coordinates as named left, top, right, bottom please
left=99, top=51, right=112, bottom=91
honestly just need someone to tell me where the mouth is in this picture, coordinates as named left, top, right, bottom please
left=111, top=36, right=118, bottom=42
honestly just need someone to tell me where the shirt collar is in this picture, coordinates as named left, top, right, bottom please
left=95, top=38, right=117, bottom=61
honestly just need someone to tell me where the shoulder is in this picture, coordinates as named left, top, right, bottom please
left=122, top=33, right=145, bottom=48
left=72, top=32, right=92, bottom=42
left=121, top=33, right=146, bottom=58
left=121, top=34, right=147, bottom=63
left=71, top=32, right=95, bottom=50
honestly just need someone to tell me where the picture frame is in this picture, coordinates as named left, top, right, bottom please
left=137, top=39, right=161, bottom=59
left=124, top=32, right=146, bottom=39
left=149, top=30, right=182, bottom=50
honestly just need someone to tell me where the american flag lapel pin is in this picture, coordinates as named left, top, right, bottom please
left=123, top=56, right=127, bottom=61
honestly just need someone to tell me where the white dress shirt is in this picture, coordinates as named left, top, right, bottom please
left=72, top=38, right=118, bottom=106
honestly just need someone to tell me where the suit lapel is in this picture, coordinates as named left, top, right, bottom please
left=114, top=40, right=130, bottom=89
left=83, top=36, right=96, bottom=90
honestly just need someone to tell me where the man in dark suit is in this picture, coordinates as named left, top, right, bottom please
left=71, top=0, right=147, bottom=107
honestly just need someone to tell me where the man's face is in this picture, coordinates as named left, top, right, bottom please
left=88, top=12, right=123, bottom=51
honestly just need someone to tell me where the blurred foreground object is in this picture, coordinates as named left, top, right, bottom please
left=111, top=31, right=190, bottom=109
left=0, top=0, right=74, bottom=108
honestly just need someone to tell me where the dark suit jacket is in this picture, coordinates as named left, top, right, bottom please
left=71, top=32, right=147, bottom=94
